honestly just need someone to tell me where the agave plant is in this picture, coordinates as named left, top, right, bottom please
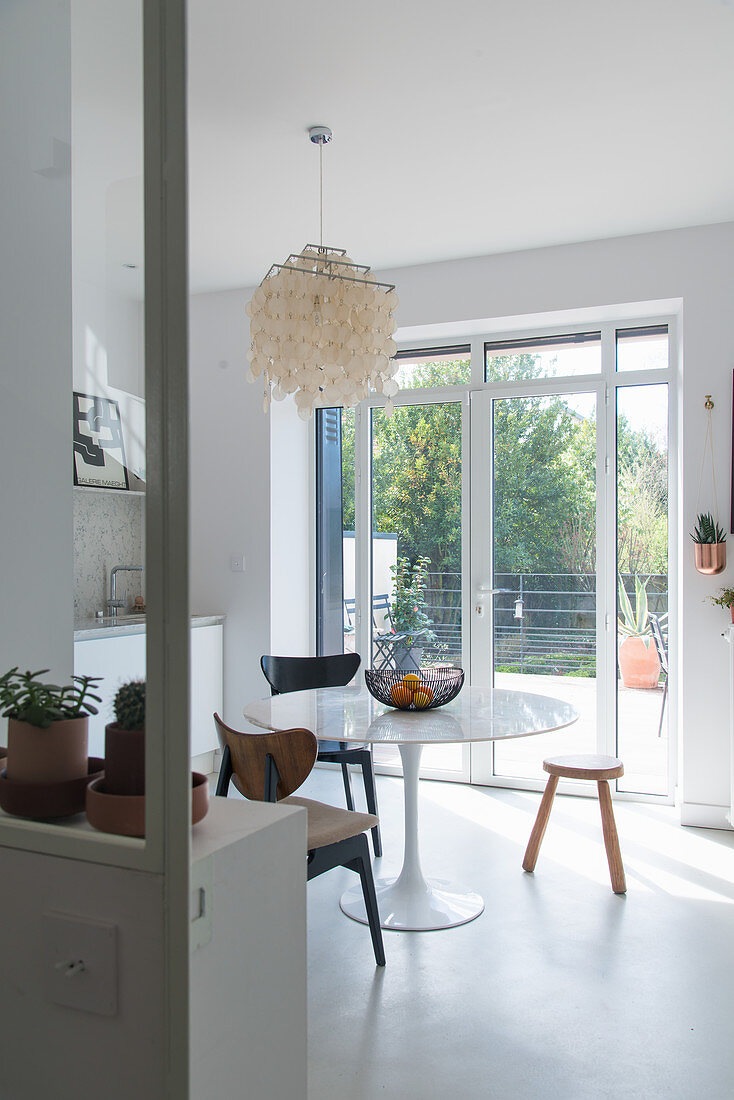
left=618, top=575, right=653, bottom=640
left=690, top=512, right=726, bottom=544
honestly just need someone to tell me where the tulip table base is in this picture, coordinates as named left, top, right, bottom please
left=340, top=742, right=485, bottom=931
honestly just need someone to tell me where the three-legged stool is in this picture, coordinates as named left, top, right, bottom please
left=522, top=754, right=627, bottom=894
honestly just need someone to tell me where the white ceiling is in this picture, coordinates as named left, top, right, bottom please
left=186, top=0, right=734, bottom=293
left=73, top=0, right=734, bottom=297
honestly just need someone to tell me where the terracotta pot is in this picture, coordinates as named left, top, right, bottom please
left=86, top=772, right=209, bottom=837
left=104, top=723, right=145, bottom=796
left=0, top=758, right=104, bottom=820
left=694, top=542, right=726, bottom=575
left=6, top=717, right=89, bottom=784
left=618, top=635, right=661, bottom=689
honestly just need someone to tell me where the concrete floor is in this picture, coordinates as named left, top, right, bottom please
left=302, top=767, right=734, bottom=1100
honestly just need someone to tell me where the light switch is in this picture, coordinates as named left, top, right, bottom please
left=44, top=912, right=118, bottom=1016
left=230, top=554, right=245, bottom=573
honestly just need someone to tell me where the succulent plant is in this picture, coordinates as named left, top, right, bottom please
left=690, top=512, right=726, bottom=544
left=113, top=680, right=146, bottom=730
left=0, top=668, right=102, bottom=729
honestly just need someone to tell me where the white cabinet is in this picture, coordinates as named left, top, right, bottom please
left=74, top=622, right=223, bottom=762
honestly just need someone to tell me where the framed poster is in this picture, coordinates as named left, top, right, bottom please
left=73, top=392, right=130, bottom=490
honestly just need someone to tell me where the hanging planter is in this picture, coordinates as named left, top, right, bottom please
left=692, top=396, right=727, bottom=575
left=691, top=512, right=726, bottom=575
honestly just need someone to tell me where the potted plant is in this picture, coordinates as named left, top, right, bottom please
left=0, top=668, right=101, bottom=784
left=617, top=576, right=661, bottom=689
left=389, top=556, right=437, bottom=672
left=87, top=678, right=208, bottom=837
left=691, top=512, right=726, bottom=575
left=710, top=586, right=734, bottom=622
left=105, top=680, right=146, bottom=796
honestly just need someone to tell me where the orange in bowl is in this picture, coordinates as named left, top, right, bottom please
left=401, top=673, right=421, bottom=685
left=390, top=683, right=414, bottom=708
left=413, top=688, right=433, bottom=709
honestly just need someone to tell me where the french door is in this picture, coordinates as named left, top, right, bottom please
left=318, top=322, right=674, bottom=800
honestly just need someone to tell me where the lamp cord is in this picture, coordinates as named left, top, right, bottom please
left=319, top=139, right=323, bottom=249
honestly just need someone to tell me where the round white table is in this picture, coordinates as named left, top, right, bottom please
left=242, top=685, right=578, bottom=932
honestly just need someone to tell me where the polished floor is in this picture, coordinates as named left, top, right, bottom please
left=301, top=767, right=734, bottom=1100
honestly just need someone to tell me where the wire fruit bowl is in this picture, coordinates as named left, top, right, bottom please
left=365, top=668, right=465, bottom=711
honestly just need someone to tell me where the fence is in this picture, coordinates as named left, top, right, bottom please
left=419, top=571, right=668, bottom=675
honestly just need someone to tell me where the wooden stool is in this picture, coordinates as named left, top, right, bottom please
left=523, top=754, right=627, bottom=894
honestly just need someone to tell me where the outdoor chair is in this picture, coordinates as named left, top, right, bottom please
left=649, top=614, right=669, bottom=738
left=258, top=653, right=382, bottom=857
left=213, top=713, right=385, bottom=966
left=344, top=594, right=431, bottom=672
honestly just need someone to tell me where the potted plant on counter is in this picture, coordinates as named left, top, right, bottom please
left=0, top=668, right=103, bottom=819
left=691, top=512, right=726, bottom=575
left=104, top=680, right=146, bottom=796
left=710, top=586, right=734, bottom=623
left=617, top=576, right=661, bottom=689
left=0, top=668, right=101, bottom=784
left=87, top=678, right=209, bottom=836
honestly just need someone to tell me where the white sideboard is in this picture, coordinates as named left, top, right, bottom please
left=73, top=616, right=224, bottom=765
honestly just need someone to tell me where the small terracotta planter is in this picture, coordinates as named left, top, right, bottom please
left=104, top=723, right=145, bottom=796
left=86, top=772, right=209, bottom=838
left=694, top=542, right=726, bottom=575
left=6, top=717, right=89, bottom=784
left=618, top=636, right=661, bottom=689
left=0, top=758, right=104, bottom=820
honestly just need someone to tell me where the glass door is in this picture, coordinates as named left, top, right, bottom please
left=470, top=387, right=603, bottom=784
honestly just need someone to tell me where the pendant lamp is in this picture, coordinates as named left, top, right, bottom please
left=245, top=126, right=401, bottom=418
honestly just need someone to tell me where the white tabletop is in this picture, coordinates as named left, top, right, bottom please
left=243, top=685, right=579, bottom=745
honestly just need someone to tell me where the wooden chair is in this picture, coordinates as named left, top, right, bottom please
left=522, top=754, right=627, bottom=894
left=258, top=653, right=382, bottom=857
left=214, top=713, right=385, bottom=966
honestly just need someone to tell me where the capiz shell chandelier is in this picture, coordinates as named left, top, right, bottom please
left=245, top=126, right=401, bottom=419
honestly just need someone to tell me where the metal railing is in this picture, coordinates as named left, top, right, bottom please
left=417, top=571, right=668, bottom=675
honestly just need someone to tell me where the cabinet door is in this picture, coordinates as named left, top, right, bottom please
left=190, top=626, right=223, bottom=756
left=74, top=634, right=146, bottom=757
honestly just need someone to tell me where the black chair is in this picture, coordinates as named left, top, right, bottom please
left=259, top=653, right=382, bottom=857
left=214, top=713, right=385, bottom=966
left=649, top=614, right=669, bottom=738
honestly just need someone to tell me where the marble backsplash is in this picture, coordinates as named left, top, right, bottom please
left=74, top=488, right=144, bottom=620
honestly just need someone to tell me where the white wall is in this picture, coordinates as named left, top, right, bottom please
left=0, top=846, right=166, bottom=1100
left=0, top=0, right=74, bottom=683
left=189, top=289, right=272, bottom=723
left=378, top=221, right=734, bottom=826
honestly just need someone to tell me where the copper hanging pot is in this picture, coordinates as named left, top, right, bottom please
left=694, top=542, right=726, bottom=575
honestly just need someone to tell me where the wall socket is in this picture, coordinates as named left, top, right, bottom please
left=44, top=911, right=118, bottom=1016
left=230, top=554, right=245, bottom=573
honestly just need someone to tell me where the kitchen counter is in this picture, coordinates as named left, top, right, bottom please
left=74, top=613, right=225, bottom=641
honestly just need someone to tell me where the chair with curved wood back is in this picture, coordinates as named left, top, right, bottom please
left=213, top=713, right=385, bottom=966
left=259, top=653, right=382, bottom=857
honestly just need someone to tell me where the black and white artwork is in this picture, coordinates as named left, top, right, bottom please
left=73, top=392, right=130, bottom=490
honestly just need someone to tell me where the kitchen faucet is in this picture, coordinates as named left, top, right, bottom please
left=107, top=565, right=144, bottom=617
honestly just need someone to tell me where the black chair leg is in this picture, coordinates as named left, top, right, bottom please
left=341, top=761, right=355, bottom=811
left=215, top=745, right=233, bottom=797
left=346, top=835, right=385, bottom=967
left=360, top=750, right=382, bottom=858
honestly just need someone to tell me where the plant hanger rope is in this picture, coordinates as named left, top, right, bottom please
left=697, top=396, right=720, bottom=522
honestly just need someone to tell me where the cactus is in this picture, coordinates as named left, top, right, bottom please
left=113, top=680, right=146, bottom=730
